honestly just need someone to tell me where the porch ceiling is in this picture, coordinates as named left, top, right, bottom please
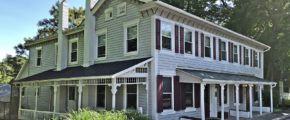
left=177, top=69, right=276, bottom=85
left=15, top=57, right=151, bottom=83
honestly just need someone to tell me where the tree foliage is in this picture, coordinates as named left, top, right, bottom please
left=0, top=55, right=26, bottom=83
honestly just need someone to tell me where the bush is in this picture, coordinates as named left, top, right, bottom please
left=54, top=109, right=150, bottom=120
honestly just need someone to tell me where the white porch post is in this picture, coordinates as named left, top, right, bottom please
left=111, top=77, right=117, bottom=111
left=53, top=85, right=58, bottom=114
left=249, top=84, right=253, bottom=118
left=200, top=83, right=206, bottom=120
left=123, top=84, right=127, bottom=111
left=220, top=84, right=225, bottom=120
left=78, top=81, right=83, bottom=110
left=270, top=85, right=273, bottom=113
left=18, top=86, right=23, bottom=117
left=235, top=84, right=239, bottom=120
left=34, top=87, right=39, bottom=119
left=259, top=84, right=263, bottom=115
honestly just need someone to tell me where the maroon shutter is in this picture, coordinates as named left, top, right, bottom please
left=218, top=85, right=221, bottom=106
left=231, top=43, right=234, bottom=62
left=180, top=27, right=185, bottom=54
left=228, top=42, right=231, bottom=63
left=259, top=52, right=261, bottom=68
left=156, top=19, right=161, bottom=50
left=239, top=85, right=243, bottom=103
left=239, top=45, right=242, bottom=64
left=180, top=83, right=186, bottom=109
left=213, top=37, right=216, bottom=60
left=157, top=75, right=163, bottom=113
left=250, top=49, right=253, bottom=67
left=195, top=31, right=199, bottom=56
left=200, top=33, right=204, bottom=57
left=175, top=25, right=179, bottom=53
left=219, top=39, right=222, bottom=61
left=243, top=47, right=246, bottom=65
left=174, top=76, right=181, bottom=111
left=194, top=84, right=200, bottom=108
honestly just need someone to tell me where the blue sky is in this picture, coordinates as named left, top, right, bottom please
left=0, top=0, right=85, bottom=60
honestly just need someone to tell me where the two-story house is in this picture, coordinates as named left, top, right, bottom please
left=14, top=0, right=276, bottom=120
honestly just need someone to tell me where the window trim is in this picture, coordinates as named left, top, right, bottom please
left=104, top=7, right=113, bottom=21
left=184, top=28, right=194, bottom=55
left=161, top=76, right=175, bottom=112
left=160, top=20, right=175, bottom=53
left=124, top=84, right=139, bottom=110
left=124, top=19, right=139, bottom=56
left=233, top=44, right=239, bottom=63
left=204, top=35, right=212, bottom=58
left=35, top=47, right=42, bottom=67
left=96, top=85, right=107, bottom=109
left=69, top=38, right=78, bottom=65
left=117, top=2, right=126, bottom=17
left=244, top=47, right=250, bottom=66
left=96, top=28, right=108, bottom=61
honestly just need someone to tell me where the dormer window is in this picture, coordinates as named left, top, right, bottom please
left=36, top=47, right=42, bottom=67
left=161, top=22, right=173, bottom=51
left=69, top=39, right=78, bottom=65
left=204, top=36, right=211, bottom=58
left=117, top=2, right=126, bottom=17
left=105, top=8, right=113, bottom=21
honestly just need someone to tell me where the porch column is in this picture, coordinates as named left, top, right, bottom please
left=34, top=87, right=39, bottom=119
left=235, top=84, right=239, bottom=120
left=18, top=86, right=23, bottom=117
left=53, top=85, right=58, bottom=113
left=111, top=77, right=117, bottom=111
left=123, top=84, right=127, bottom=111
left=270, top=85, right=273, bottom=113
left=259, top=84, right=263, bottom=115
left=200, top=83, right=206, bottom=120
left=220, top=84, right=225, bottom=120
left=249, top=84, right=253, bottom=118
left=78, top=81, right=83, bottom=110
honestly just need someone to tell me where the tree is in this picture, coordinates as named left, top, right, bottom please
left=0, top=55, right=26, bottom=83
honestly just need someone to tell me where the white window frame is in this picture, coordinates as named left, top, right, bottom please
left=117, top=2, right=126, bottom=17
left=244, top=47, right=250, bottom=66
left=184, top=28, right=194, bottom=55
left=160, top=20, right=175, bottom=53
left=96, top=28, right=107, bottom=60
left=161, top=75, right=175, bottom=115
left=105, top=7, right=113, bottom=21
left=204, top=34, right=213, bottom=59
left=124, top=84, right=139, bottom=110
left=96, top=85, right=107, bottom=109
left=69, top=38, right=78, bottom=65
left=184, top=83, right=197, bottom=112
left=124, top=19, right=139, bottom=56
left=35, top=47, right=42, bottom=67
left=233, top=44, right=239, bottom=63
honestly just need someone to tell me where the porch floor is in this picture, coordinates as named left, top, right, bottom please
left=228, top=112, right=274, bottom=120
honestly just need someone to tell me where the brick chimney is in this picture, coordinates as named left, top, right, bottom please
left=57, top=0, right=69, bottom=71
left=83, top=0, right=97, bottom=67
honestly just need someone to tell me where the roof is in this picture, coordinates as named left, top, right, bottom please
left=178, top=69, right=276, bottom=85
left=16, top=57, right=151, bottom=82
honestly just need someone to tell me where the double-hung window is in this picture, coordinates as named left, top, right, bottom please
left=254, top=51, right=258, bottom=67
left=124, top=19, right=139, bottom=55
left=184, top=29, right=193, bottom=54
left=205, top=36, right=211, bottom=58
left=233, top=45, right=238, bottom=63
left=97, top=85, right=106, bottom=108
left=97, top=34, right=106, bottom=58
left=69, top=39, right=78, bottom=64
left=162, top=77, right=173, bottom=110
left=220, top=41, right=227, bottom=61
left=161, top=22, right=172, bottom=51
left=127, top=85, right=137, bottom=109
left=184, top=84, right=193, bottom=107
left=244, top=48, right=249, bottom=65
left=36, top=47, right=42, bottom=66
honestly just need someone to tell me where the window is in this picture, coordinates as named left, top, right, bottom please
left=161, top=22, right=172, bottom=50
left=244, top=48, right=249, bottom=65
left=105, top=8, right=113, bottom=21
left=97, top=85, right=106, bottom=108
left=220, top=41, right=227, bottom=61
left=126, top=25, right=138, bottom=53
left=162, top=77, right=172, bottom=110
left=233, top=45, right=238, bottom=63
left=184, top=84, right=193, bottom=107
left=97, top=34, right=106, bottom=58
left=21, top=87, right=25, bottom=97
left=254, top=51, right=258, bottom=67
left=69, top=39, right=78, bottom=64
left=127, top=85, right=137, bottom=109
left=36, top=47, right=42, bottom=66
left=68, top=87, right=76, bottom=100
left=205, top=36, right=211, bottom=58
left=117, top=2, right=126, bottom=17
left=184, top=29, right=193, bottom=54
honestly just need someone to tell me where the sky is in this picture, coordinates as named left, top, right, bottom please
left=0, top=0, right=85, bottom=60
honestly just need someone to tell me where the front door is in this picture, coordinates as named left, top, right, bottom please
left=67, top=86, right=77, bottom=111
left=210, top=84, right=218, bottom=117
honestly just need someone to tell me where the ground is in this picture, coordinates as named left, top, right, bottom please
left=229, top=109, right=290, bottom=120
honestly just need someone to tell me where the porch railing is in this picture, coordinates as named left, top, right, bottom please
left=19, top=109, right=66, bottom=120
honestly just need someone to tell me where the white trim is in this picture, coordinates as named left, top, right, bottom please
left=158, top=18, right=175, bottom=53
left=15, top=61, right=28, bottom=80
left=117, top=2, right=127, bottom=17
left=124, top=19, right=140, bottom=56
left=112, top=58, right=152, bottom=77
left=96, top=28, right=108, bottom=60
left=69, top=38, right=79, bottom=65
left=35, top=47, right=42, bottom=67
left=104, top=7, right=113, bottom=21
left=160, top=76, right=175, bottom=113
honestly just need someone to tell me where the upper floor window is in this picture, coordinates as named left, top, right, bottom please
left=117, top=2, right=126, bottom=17
left=97, top=34, right=106, bottom=58
left=124, top=19, right=139, bottom=55
left=161, top=22, right=172, bottom=51
left=233, top=45, right=238, bottom=63
left=244, top=48, right=249, bottom=65
left=69, top=39, right=78, bottom=64
left=254, top=51, right=258, bottom=67
left=220, top=41, right=227, bottom=61
left=184, top=84, right=193, bottom=107
left=184, top=29, right=193, bottom=54
left=36, top=47, right=42, bottom=66
left=205, top=36, right=211, bottom=58
left=163, top=77, right=173, bottom=110
left=105, top=8, right=113, bottom=21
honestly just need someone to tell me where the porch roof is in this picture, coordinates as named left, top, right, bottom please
left=178, top=69, right=276, bottom=85
left=15, top=57, right=151, bottom=83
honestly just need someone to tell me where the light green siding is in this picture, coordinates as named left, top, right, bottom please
left=67, top=33, right=84, bottom=67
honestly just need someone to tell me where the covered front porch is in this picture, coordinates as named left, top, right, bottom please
left=177, top=69, right=277, bottom=120
left=15, top=58, right=152, bottom=120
